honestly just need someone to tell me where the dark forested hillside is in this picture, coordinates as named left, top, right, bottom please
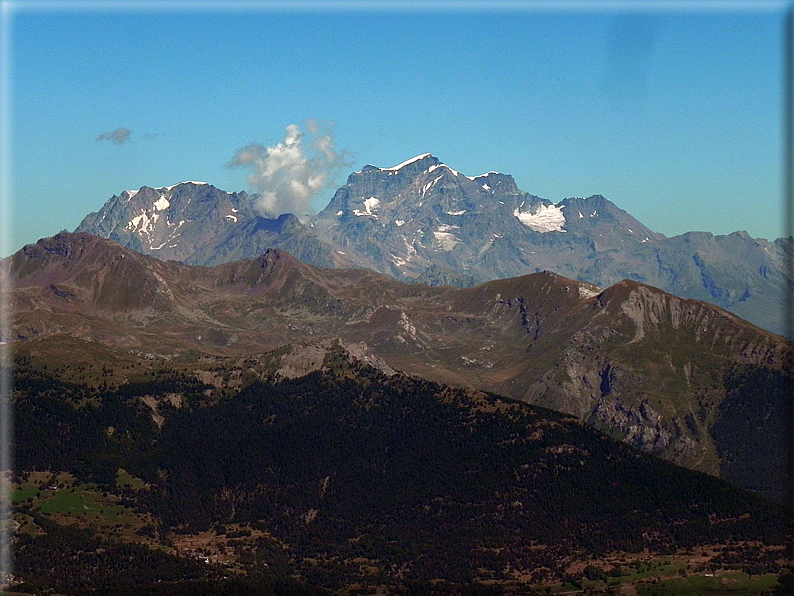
left=10, top=353, right=791, bottom=593
left=711, top=365, right=792, bottom=504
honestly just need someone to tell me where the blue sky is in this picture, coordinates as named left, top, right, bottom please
left=3, top=1, right=788, bottom=253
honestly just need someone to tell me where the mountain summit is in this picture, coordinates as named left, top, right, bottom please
left=75, top=181, right=342, bottom=269
left=314, top=153, right=659, bottom=281
left=76, top=182, right=253, bottom=258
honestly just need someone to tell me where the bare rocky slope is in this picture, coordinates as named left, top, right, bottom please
left=5, top=232, right=792, bottom=501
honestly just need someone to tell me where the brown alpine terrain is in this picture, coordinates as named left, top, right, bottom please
left=4, top=231, right=793, bottom=500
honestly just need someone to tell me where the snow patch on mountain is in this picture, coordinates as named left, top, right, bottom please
left=153, top=196, right=170, bottom=211
left=353, top=197, right=380, bottom=217
left=126, top=211, right=156, bottom=233
left=426, top=162, right=472, bottom=179
left=151, top=228, right=183, bottom=250
left=513, top=203, right=566, bottom=233
left=402, top=235, right=417, bottom=256
left=422, top=175, right=444, bottom=196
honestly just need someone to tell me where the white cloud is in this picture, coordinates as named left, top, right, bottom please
left=228, top=121, right=350, bottom=217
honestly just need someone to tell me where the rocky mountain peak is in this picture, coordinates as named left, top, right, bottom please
left=320, top=154, right=522, bottom=222
left=75, top=181, right=258, bottom=256
left=20, top=231, right=127, bottom=266
left=469, top=171, right=519, bottom=194
left=74, top=181, right=341, bottom=270
left=369, top=152, right=439, bottom=175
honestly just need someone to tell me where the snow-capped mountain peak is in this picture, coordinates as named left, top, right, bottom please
left=381, top=153, right=433, bottom=171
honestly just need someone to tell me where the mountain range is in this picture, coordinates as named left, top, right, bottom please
left=10, top=154, right=794, bottom=592
left=6, top=231, right=792, bottom=503
left=75, top=154, right=793, bottom=338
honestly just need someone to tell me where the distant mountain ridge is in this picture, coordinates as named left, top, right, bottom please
left=75, top=155, right=792, bottom=337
